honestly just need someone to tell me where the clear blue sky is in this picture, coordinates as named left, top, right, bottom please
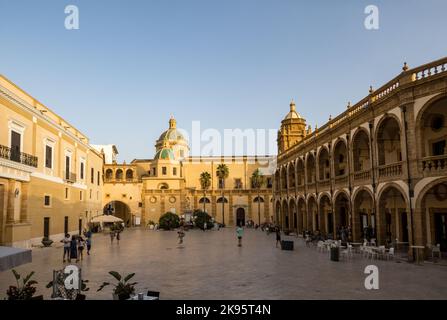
left=1, top=0, right=446, bottom=161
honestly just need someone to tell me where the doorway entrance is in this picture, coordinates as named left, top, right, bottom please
left=435, top=212, right=447, bottom=251
left=400, top=212, right=409, bottom=243
left=236, top=208, right=245, bottom=227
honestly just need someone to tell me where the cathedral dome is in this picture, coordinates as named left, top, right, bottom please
left=284, top=100, right=302, bottom=120
left=156, top=116, right=187, bottom=145
left=154, top=148, right=175, bottom=160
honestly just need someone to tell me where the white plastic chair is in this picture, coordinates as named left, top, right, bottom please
left=432, top=244, right=441, bottom=261
left=387, top=247, right=395, bottom=260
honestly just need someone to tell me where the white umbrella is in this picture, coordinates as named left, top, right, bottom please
left=91, top=215, right=123, bottom=223
left=0, top=246, right=32, bottom=271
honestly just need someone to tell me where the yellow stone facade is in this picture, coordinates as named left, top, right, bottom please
left=102, top=117, right=275, bottom=227
left=273, top=57, right=447, bottom=254
left=0, top=75, right=103, bottom=248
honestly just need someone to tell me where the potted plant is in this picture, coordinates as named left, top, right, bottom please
left=97, top=271, right=137, bottom=300
left=6, top=270, right=42, bottom=300
left=41, top=236, right=53, bottom=247
left=46, top=272, right=90, bottom=300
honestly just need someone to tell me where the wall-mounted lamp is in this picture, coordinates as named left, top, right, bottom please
left=14, top=188, right=20, bottom=198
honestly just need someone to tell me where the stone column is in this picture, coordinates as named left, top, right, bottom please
left=228, top=195, right=234, bottom=225
left=247, top=195, right=252, bottom=221
left=211, top=195, right=217, bottom=218
left=20, top=182, right=29, bottom=223
left=264, top=196, right=269, bottom=223
left=6, top=180, right=15, bottom=223
left=409, top=208, right=428, bottom=246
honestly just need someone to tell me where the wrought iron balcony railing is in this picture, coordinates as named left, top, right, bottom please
left=0, top=144, right=38, bottom=168
left=63, top=171, right=77, bottom=183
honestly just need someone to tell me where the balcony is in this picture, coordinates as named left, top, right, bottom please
left=353, top=169, right=371, bottom=183
left=0, top=144, right=38, bottom=168
left=317, top=179, right=331, bottom=190
left=63, top=171, right=77, bottom=183
left=421, top=155, right=447, bottom=175
left=378, top=162, right=403, bottom=179
left=334, top=174, right=348, bottom=187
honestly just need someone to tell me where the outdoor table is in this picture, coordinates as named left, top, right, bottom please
left=410, top=245, right=425, bottom=265
left=350, top=243, right=362, bottom=253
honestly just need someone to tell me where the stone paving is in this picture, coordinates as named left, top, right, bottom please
left=1, top=227, right=447, bottom=300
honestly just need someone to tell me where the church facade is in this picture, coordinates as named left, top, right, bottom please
left=273, top=58, right=447, bottom=254
left=101, top=117, right=275, bottom=227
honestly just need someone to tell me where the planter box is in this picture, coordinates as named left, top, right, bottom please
left=281, top=240, right=294, bottom=251
left=330, top=247, right=339, bottom=261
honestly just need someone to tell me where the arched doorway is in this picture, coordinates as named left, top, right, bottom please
left=308, top=197, right=317, bottom=231
left=275, top=201, right=281, bottom=225
left=353, top=189, right=374, bottom=242
left=418, top=180, right=447, bottom=252
left=334, top=192, right=350, bottom=238
left=103, top=201, right=131, bottom=227
left=378, top=186, right=408, bottom=245
left=236, top=207, right=245, bottom=227
left=319, top=194, right=331, bottom=235
left=282, top=200, right=289, bottom=229
left=297, top=198, right=305, bottom=234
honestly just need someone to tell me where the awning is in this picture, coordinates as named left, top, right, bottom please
left=0, top=246, right=32, bottom=272
left=90, top=215, right=123, bottom=223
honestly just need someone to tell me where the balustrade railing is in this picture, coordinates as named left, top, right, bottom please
left=378, top=162, right=402, bottom=178
left=0, top=144, right=38, bottom=168
left=421, top=155, right=447, bottom=172
left=334, top=175, right=348, bottom=186
left=318, top=179, right=331, bottom=190
left=353, top=169, right=371, bottom=182
left=63, top=171, right=77, bottom=183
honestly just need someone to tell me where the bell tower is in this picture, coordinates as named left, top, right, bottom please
left=277, top=100, right=308, bottom=154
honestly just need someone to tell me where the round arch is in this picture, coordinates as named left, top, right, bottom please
left=377, top=183, right=409, bottom=245
left=103, top=201, right=131, bottom=227
left=415, top=177, right=447, bottom=251
left=414, top=94, right=447, bottom=159
left=375, top=114, right=403, bottom=166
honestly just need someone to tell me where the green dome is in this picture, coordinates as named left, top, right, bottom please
left=154, top=148, right=175, bottom=160
left=158, top=128, right=186, bottom=144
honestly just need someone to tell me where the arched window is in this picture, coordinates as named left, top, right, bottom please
left=126, top=169, right=133, bottom=181
left=105, top=169, right=113, bottom=181
left=158, top=183, right=169, bottom=190
left=217, top=197, right=228, bottom=203
left=115, top=169, right=123, bottom=181
left=377, top=117, right=402, bottom=166
left=253, top=196, right=265, bottom=203
left=199, top=197, right=211, bottom=203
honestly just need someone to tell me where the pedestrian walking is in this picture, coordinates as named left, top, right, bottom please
left=236, top=225, right=244, bottom=247
left=61, top=233, right=71, bottom=263
left=86, top=236, right=92, bottom=255
left=275, top=227, right=282, bottom=248
left=78, top=236, right=85, bottom=261
left=116, top=231, right=121, bottom=244
left=178, top=227, right=185, bottom=245
left=69, top=235, right=79, bottom=263
left=204, top=221, right=207, bottom=231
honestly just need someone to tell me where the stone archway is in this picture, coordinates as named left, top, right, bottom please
left=307, top=196, right=317, bottom=231
left=353, top=189, right=374, bottom=242
left=297, top=198, right=306, bottom=234
left=417, top=179, right=447, bottom=252
left=103, top=201, right=131, bottom=227
left=378, top=185, right=408, bottom=245
left=236, top=207, right=245, bottom=227
left=334, top=192, right=350, bottom=238
left=319, top=194, right=331, bottom=235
